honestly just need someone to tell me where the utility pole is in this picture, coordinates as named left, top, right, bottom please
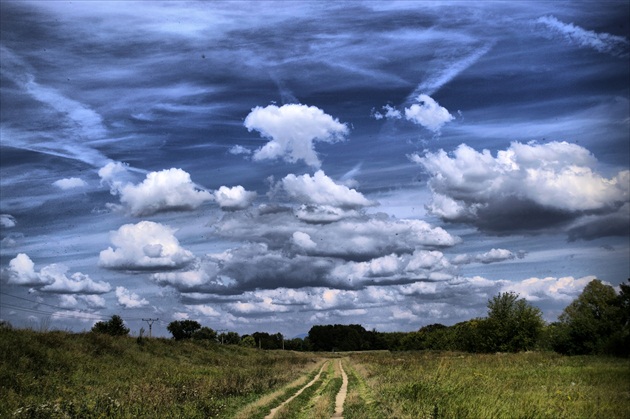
left=142, top=318, right=158, bottom=338
left=216, top=329, right=228, bottom=344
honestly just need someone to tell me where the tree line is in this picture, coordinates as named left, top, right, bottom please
left=91, top=278, right=629, bottom=356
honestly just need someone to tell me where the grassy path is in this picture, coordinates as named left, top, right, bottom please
left=232, top=358, right=326, bottom=419
left=264, top=360, right=330, bottom=418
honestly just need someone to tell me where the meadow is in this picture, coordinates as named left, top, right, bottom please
left=343, top=351, right=630, bottom=418
left=1, top=328, right=629, bottom=418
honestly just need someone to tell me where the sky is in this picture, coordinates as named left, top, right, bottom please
left=1, top=1, right=628, bottom=338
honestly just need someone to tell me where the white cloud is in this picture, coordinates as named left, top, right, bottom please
left=0, top=214, right=17, bottom=228
left=6, top=253, right=111, bottom=293
left=59, top=294, right=106, bottom=309
left=7, top=253, right=42, bottom=285
left=173, top=312, right=189, bottom=320
left=151, top=261, right=224, bottom=292
left=372, top=104, right=402, bottom=120
left=186, top=304, right=221, bottom=318
left=228, top=145, right=252, bottom=155
left=80, top=294, right=107, bottom=309
left=98, top=161, right=129, bottom=189
left=119, top=168, right=212, bottom=216
left=282, top=170, right=376, bottom=208
left=501, top=275, right=597, bottom=302
left=115, top=286, right=149, bottom=308
left=330, top=250, right=453, bottom=284
left=292, top=231, right=317, bottom=249
left=404, top=94, right=454, bottom=132
left=53, top=177, right=87, bottom=190
left=414, top=141, right=630, bottom=235
left=99, top=164, right=212, bottom=216
left=213, top=185, right=256, bottom=210
left=244, top=103, right=349, bottom=168
left=227, top=297, right=290, bottom=315
left=537, top=15, right=629, bottom=58
left=294, top=205, right=359, bottom=223
left=475, top=248, right=515, bottom=264
left=99, top=221, right=195, bottom=270
left=40, top=267, right=112, bottom=294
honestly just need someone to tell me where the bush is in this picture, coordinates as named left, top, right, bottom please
left=91, top=315, right=130, bottom=336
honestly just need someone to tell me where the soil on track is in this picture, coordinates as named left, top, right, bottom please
left=264, top=361, right=329, bottom=419
left=332, top=359, right=348, bottom=418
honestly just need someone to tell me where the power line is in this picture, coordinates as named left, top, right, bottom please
left=0, top=291, right=146, bottom=322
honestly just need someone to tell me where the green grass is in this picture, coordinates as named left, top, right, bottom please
left=3, top=328, right=629, bottom=419
left=347, top=351, right=630, bottom=419
left=237, top=361, right=325, bottom=419
left=0, top=328, right=316, bottom=418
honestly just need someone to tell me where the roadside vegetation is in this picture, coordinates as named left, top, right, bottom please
left=0, top=327, right=317, bottom=418
left=344, top=351, right=630, bottom=419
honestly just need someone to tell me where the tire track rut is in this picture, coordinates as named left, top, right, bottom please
left=264, top=361, right=329, bottom=419
left=331, top=359, right=348, bottom=418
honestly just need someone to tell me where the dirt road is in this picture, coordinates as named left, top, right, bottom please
left=331, top=359, right=348, bottom=418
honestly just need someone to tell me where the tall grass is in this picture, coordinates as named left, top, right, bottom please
left=347, top=351, right=630, bottom=419
left=3, top=328, right=628, bottom=418
left=0, top=328, right=315, bottom=418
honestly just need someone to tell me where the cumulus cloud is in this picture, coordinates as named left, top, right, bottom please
left=0, top=214, right=17, bottom=228
left=150, top=260, right=228, bottom=293
left=453, top=248, right=517, bottom=265
left=58, top=294, right=106, bottom=310
left=537, top=15, right=629, bottom=58
left=244, top=103, right=349, bottom=168
left=404, top=94, right=454, bottom=132
left=99, top=221, right=195, bottom=270
left=186, top=304, right=221, bottom=318
left=115, top=286, right=149, bottom=308
left=98, top=163, right=212, bottom=216
left=53, top=177, right=87, bottom=190
left=228, top=145, right=252, bottom=155
left=205, top=217, right=458, bottom=291
left=213, top=185, right=256, bottom=210
left=413, top=141, right=630, bottom=236
left=227, top=297, right=290, bottom=315
left=6, top=253, right=111, bottom=293
left=98, top=161, right=131, bottom=192
left=292, top=231, right=317, bottom=249
left=501, top=275, right=597, bottom=302
left=294, top=205, right=359, bottom=224
left=209, top=243, right=336, bottom=290
left=372, top=95, right=454, bottom=132
left=215, top=209, right=459, bottom=261
left=7, top=253, right=43, bottom=285
left=330, top=250, right=454, bottom=285
left=372, top=104, right=402, bottom=120
left=282, top=170, right=376, bottom=209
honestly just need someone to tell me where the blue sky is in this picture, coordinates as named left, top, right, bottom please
left=1, top=1, right=628, bottom=338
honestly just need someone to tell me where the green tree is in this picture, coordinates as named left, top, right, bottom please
left=220, top=331, right=240, bottom=345
left=193, top=326, right=217, bottom=342
left=484, top=292, right=544, bottom=352
left=612, top=279, right=630, bottom=356
left=167, top=320, right=201, bottom=340
left=240, top=335, right=256, bottom=348
left=91, top=315, right=130, bottom=336
left=553, top=279, right=621, bottom=355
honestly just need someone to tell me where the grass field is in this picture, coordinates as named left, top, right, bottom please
left=343, top=351, right=630, bottom=419
left=0, top=328, right=318, bottom=418
left=1, top=328, right=629, bottom=418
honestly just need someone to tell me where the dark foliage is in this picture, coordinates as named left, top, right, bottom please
left=167, top=320, right=201, bottom=340
left=91, top=315, right=130, bottom=336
